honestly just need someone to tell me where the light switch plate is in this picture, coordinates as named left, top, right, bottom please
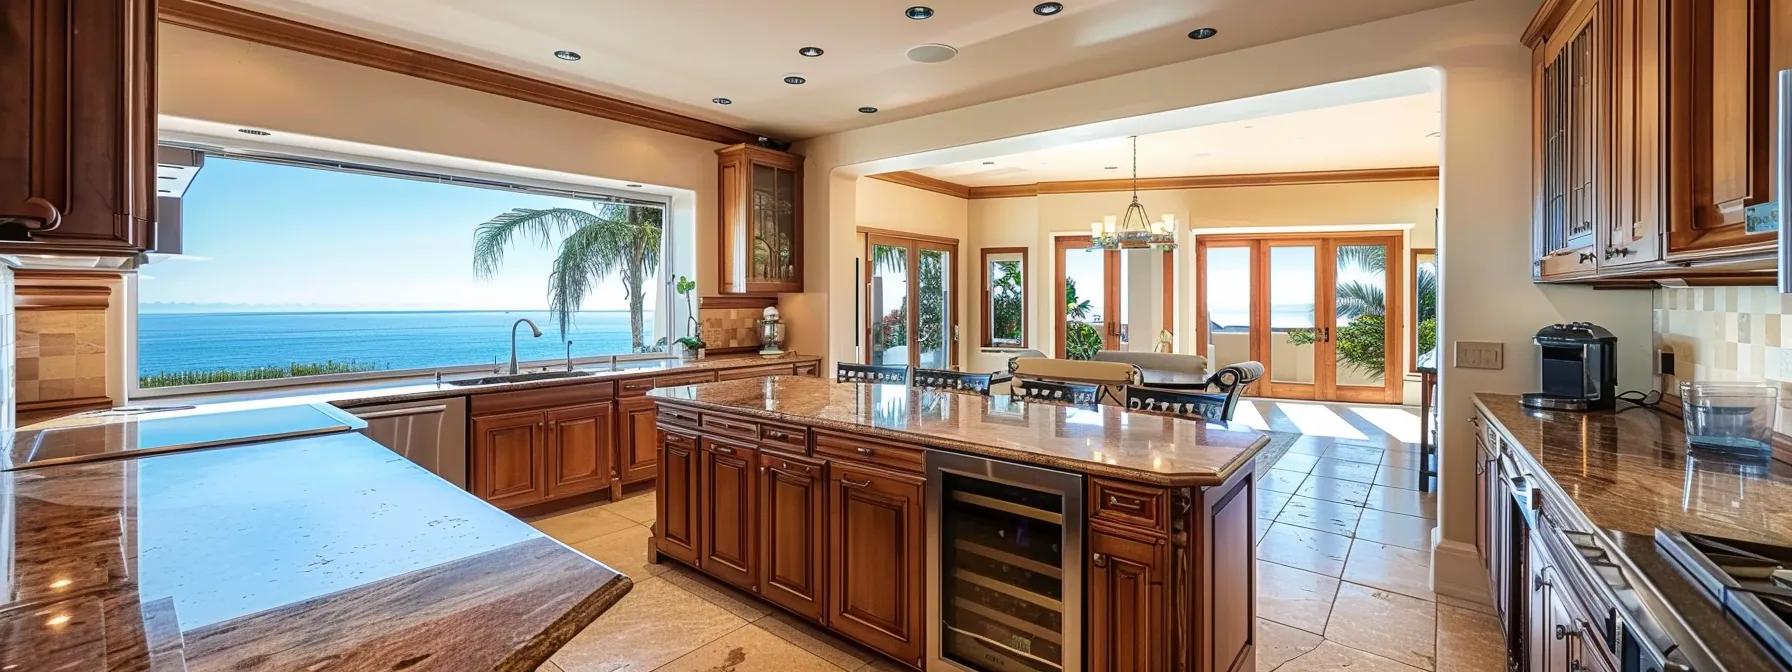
left=1454, top=341, right=1505, bottom=370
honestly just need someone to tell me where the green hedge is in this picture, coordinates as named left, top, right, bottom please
left=140, top=360, right=381, bottom=389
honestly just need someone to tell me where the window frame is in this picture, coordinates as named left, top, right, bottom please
left=860, top=229, right=961, bottom=370
left=1409, top=247, right=1437, bottom=374
left=128, top=147, right=679, bottom=399
left=979, top=247, right=1028, bottom=348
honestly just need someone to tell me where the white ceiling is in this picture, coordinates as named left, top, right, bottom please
left=210, top=0, right=1465, bottom=140
left=908, top=92, right=1440, bottom=186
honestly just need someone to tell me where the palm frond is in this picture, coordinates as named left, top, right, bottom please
left=1334, top=245, right=1387, bottom=273
left=472, top=208, right=603, bottom=277
left=1334, top=281, right=1386, bottom=320
left=545, top=224, right=613, bottom=339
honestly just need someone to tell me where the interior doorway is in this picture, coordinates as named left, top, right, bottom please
left=865, top=233, right=959, bottom=370
left=1196, top=232, right=1404, bottom=403
left=1052, top=236, right=1173, bottom=359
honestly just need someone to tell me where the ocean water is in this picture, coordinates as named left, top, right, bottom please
left=137, top=310, right=658, bottom=376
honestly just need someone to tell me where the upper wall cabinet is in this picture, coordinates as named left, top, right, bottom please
left=717, top=144, right=804, bottom=294
left=0, top=0, right=158, bottom=255
left=1525, top=0, right=1789, bottom=283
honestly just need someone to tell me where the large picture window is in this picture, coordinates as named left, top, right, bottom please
left=135, top=153, right=673, bottom=391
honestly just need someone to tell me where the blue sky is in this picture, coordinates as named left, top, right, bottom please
left=140, top=157, right=654, bottom=313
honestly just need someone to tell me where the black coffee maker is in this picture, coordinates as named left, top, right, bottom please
left=1521, top=322, right=1618, bottom=411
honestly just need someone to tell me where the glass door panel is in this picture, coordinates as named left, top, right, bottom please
left=917, top=245, right=954, bottom=370
left=869, top=242, right=910, bottom=367
left=1058, top=244, right=1108, bottom=360
left=1332, top=243, right=1391, bottom=390
left=1266, top=244, right=1319, bottom=396
left=1200, top=245, right=1253, bottom=368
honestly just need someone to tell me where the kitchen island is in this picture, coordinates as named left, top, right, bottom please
left=648, top=377, right=1270, bottom=672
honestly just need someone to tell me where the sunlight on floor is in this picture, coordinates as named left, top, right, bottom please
left=1274, top=402, right=1369, bottom=440
left=1227, top=400, right=1271, bottom=431
left=1348, top=405, right=1422, bottom=444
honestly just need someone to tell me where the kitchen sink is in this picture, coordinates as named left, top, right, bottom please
left=447, top=370, right=594, bottom=387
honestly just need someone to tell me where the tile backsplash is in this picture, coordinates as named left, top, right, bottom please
left=1652, top=286, right=1792, bottom=430
left=698, top=307, right=765, bottom=351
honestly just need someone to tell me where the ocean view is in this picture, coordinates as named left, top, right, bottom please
left=138, top=310, right=659, bottom=379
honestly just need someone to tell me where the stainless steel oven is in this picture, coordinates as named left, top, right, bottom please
left=926, top=451, right=1084, bottom=672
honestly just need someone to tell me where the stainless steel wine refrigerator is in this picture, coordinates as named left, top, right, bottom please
left=925, top=451, right=1085, bottom=672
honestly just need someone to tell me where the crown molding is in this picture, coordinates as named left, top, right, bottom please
left=951, top=166, right=1439, bottom=199
left=866, top=171, right=972, bottom=199
left=158, top=0, right=763, bottom=146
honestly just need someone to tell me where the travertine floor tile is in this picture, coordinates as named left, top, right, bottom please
left=1272, top=453, right=1322, bottom=473
left=1258, top=489, right=1295, bottom=520
left=660, top=563, right=771, bottom=621
left=1323, top=443, right=1385, bottom=465
left=531, top=506, right=638, bottom=545
left=570, top=523, right=667, bottom=581
left=1310, top=457, right=1380, bottom=484
left=1278, top=641, right=1427, bottom=672
left=656, top=623, right=847, bottom=672
left=551, top=577, right=746, bottom=672
left=1374, top=465, right=1425, bottom=489
left=1364, top=485, right=1436, bottom=519
left=535, top=661, right=566, bottom=672
left=1436, top=603, right=1507, bottom=672
left=1325, top=583, right=1437, bottom=670
left=1258, top=523, right=1353, bottom=577
left=1258, top=561, right=1341, bottom=635
left=603, top=491, right=658, bottom=525
left=1295, top=475, right=1371, bottom=507
left=1344, top=542, right=1435, bottom=601
left=1355, top=508, right=1434, bottom=551
left=756, top=610, right=874, bottom=670
left=1261, top=469, right=1310, bottom=495
left=1437, top=593, right=1496, bottom=616
left=1277, top=495, right=1364, bottom=537
left=1257, top=619, right=1324, bottom=671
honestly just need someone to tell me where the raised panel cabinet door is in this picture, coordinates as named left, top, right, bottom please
left=1089, top=525, right=1165, bottom=672
left=471, top=410, right=547, bottom=510
left=617, top=395, right=660, bottom=485
left=545, top=402, right=614, bottom=500
left=1475, top=435, right=1491, bottom=568
left=828, top=462, right=925, bottom=666
left=656, top=426, right=701, bottom=564
left=699, top=435, right=759, bottom=590
left=0, top=0, right=155, bottom=251
left=1603, top=0, right=1682, bottom=268
left=1675, top=0, right=1774, bottom=257
left=758, top=450, right=826, bottom=621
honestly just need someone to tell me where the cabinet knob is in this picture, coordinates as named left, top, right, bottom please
left=856, top=447, right=874, bottom=456
left=1092, top=552, right=1107, bottom=567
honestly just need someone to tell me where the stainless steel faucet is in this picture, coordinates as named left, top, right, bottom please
left=509, top=318, right=542, bottom=374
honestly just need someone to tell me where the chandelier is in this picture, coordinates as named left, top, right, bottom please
left=1090, top=135, right=1177, bottom=250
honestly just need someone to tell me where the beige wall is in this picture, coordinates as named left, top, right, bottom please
left=853, top=178, right=972, bottom=366
left=796, top=0, right=1655, bottom=602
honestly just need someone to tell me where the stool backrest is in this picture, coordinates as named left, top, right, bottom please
left=913, top=369, right=995, bottom=395
left=836, top=363, right=910, bottom=384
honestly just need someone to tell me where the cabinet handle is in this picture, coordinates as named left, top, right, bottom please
left=1105, top=494, right=1143, bottom=512
left=855, top=447, right=875, bottom=457
left=1579, top=252, right=1597, bottom=264
left=4, top=197, right=62, bottom=232
left=713, top=444, right=735, bottom=455
left=766, top=430, right=790, bottom=441
left=1092, top=552, right=1108, bottom=567
left=841, top=478, right=872, bottom=489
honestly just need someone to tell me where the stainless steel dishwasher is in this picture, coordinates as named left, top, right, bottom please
left=926, top=451, right=1084, bottom=672
left=342, top=397, right=468, bottom=489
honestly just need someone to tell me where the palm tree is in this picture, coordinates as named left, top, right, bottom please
left=1064, top=277, right=1094, bottom=321
left=472, top=203, right=662, bottom=351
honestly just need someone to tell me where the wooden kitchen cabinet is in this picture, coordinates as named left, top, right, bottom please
left=759, top=449, right=826, bottom=621
left=1529, top=0, right=1604, bottom=281
left=616, top=394, right=660, bottom=486
left=1603, top=0, right=1687, bottom=270
left=717, top=144, right=804, bottom=294
left=1089, top=524, right=1167, bottom=672
left=544, top=402, right=614, bottom=500
left=699, top=434, right=760, bottom=590
left=0, top=0, right=157, bottom=253
left=471, top=410, right=549, bottom=510
left=1673, top=0, right=1776, bottom=260
left=828, top=461, right=926, bottom=667
left=656, top=426, right=702, bottom=565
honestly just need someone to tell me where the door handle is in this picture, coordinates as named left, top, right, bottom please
left=712, top=444, right=735, bottom=455
left=1092, top=552, right=1108, bottom=567
left=3, top=197, right=62, bottom=232
left=840, top=478, right=872, bottom=489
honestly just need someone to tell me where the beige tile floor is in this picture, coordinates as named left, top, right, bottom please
left=527, top=399, right=1505, bottom=672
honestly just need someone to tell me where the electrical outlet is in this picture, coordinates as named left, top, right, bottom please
left=1454, top=341, right=1505, bottom=370
left=1656, top=348, right=1675, bottom=376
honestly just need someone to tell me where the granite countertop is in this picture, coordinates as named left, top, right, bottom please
left=0, top=431, right=631, bottom=671
left=1475, top=392, right=1792, bottom=546
left=651, top=377, right=1269, bottom=486
left=3, top=402, right=366, bottom=471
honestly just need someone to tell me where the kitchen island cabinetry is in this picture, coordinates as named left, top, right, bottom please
left=650, top=377, right=1268, bottom=672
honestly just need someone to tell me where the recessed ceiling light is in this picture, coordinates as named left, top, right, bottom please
left=799, top=46, right=824, bottom=57
left=626, top=183, right=643, bottom=188
left=1104, top=165, right=1119, bottom=170
left=982, top=161, right=996, bottom=165
left=553, top=50, right=582, bottom=61
left=906, top=43, right=958, bottom=63
left=1187, top=27, right=1218, bottom=40
left=783, top=74, right=807, bottom=85
left=905, top=6, right=934, bottom=20
left=858, top=106, right=879, bottom=114
left=1033, top=2, right=1063, bottom=16
left=238, top=128, right=270, bottom=136
left=712, top=97, right=733, bottom=105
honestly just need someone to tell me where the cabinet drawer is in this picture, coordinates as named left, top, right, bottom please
left=701, top=412, right=761, bottom=440
left=813, top=430, right=924, bottom=474
left=719, top=363, right=796, bottom=381
left=659, top=405, right=700, bottom=428
left=471, top=381, right=615, bottom=415
left=794, top=361, right=819, bottom=377
left=1090, top=478, right=1168, bottom=534
left=656, top=371, right=717, bottom=388
left=619, top=377, right=657, bottom=396
left=759, top=421, right=808, bottom=453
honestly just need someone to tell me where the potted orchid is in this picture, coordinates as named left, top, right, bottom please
left=674, top=275, right=706, bottom=360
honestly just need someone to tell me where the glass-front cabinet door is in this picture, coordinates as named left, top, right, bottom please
left=719, top=144, right=804, bottom=293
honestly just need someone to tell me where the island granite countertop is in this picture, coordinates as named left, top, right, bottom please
left=650, top=376, right=1269, bottom=486
left=0, top=431, right=630, bottom=671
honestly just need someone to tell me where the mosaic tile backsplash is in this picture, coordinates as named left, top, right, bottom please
left=1652, top=286, right=1792, bottom=431
left=698, top=307, right=765, bottom=350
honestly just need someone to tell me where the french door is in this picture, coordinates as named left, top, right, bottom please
left=1195, top=233, right=1402, bottom=403
left=1052, top=236, right=1174, bottom=359
left=865, top=234, right=958, bottom=370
